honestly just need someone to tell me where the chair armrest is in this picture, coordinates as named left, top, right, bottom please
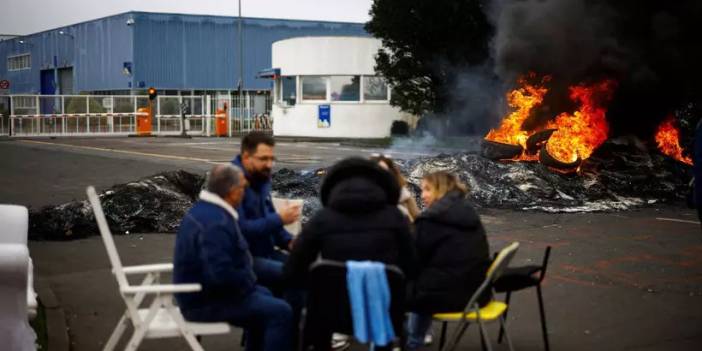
left=121, top=283, right=201, bottom=294
left=27, top=257, right=37, bottom=319
left=0, top=244, right=29, bottom=281
left=121, top=263, right=174, bottom=275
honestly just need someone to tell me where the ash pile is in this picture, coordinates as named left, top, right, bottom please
left=30, top=171, right=204, bottom=240
left=29, top=138, right=691, bottom=240
left=271, top=136, right=692, bottom=213
left=28, top=169, right=326, bottom=241
left=271, top=168, right=325, bottom=218
left=400, top=137, right=691, bottom=212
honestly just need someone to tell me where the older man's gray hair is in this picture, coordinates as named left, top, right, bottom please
left=207, top=164, right=244, bottom=198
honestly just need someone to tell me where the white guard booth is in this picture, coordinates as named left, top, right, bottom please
left=268, top=36, right=415, bottom=139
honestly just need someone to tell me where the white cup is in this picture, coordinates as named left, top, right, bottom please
left=272, top=198, right=304, bottom=236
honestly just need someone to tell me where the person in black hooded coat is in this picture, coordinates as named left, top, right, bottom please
left=283, top=157, right=416, bottom=350
left=283, top=157, right=416, bottom=285
left=405, top=171, right=490, bottom=350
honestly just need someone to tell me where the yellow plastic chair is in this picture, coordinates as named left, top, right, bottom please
left=433, top=242, right=520, bottom=351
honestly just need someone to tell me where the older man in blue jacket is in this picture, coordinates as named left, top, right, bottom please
left=173, top=164, right=293, bottom=351
left=231, top=132, right=301, bottom=292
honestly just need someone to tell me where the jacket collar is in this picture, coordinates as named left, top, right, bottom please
left=419, top=191, right=463, bottom=219
left=199, top=190, right=239, bottom=220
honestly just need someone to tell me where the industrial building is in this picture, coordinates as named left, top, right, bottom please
left=0, top=11, right=367, bottom=96
left=0, top=12, right=415, bottom=139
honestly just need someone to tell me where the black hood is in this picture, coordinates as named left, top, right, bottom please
left=320, top=157, right=400, bottom=209
left=418, top=191, right=481, bottom=230
left=327, top=177, right=388, bottom=213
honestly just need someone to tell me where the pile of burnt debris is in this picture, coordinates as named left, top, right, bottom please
left=29, top=136, right=691, bottom=240
left=29, top=171, right=204, bottom=240
left=406, top=137, right=691, bottom=212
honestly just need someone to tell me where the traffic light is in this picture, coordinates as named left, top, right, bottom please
left=148, top=87, right=157, bottom=101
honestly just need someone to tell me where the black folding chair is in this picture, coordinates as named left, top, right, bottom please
left=493, top=246, right=552, bottom=351
left=434, top=242, right=520, bottom=351
left=301, top=259, right=405, bottom=351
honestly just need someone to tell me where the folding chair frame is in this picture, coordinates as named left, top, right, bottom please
left=302, top=259, right=406, bottom=351
left=87, top=186, right=229, bottom=351
left=497, top=246, right=552, bottom=351
left=438, top=242, right=520, bottom=351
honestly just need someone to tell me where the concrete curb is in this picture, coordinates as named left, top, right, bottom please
left=35, top=278, right=70, bottom=351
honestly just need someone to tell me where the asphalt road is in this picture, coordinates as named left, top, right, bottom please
left=2, top=136, right=701, bottom=350
left=0, top=136, right=437, bottom=209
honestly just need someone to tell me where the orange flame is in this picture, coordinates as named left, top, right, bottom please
left=544, top=80, right=616, bottom=163
left=655, top=115, right=692, bottom=165
left=485, top=74, right=549, bottom=153
left=485, top=76, right=615, bottom=166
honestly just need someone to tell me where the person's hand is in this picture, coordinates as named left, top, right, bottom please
left=278, top=202, right=301, bottom=225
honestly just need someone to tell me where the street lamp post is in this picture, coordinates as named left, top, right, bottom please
left=238, top=0, right=244, bottom=133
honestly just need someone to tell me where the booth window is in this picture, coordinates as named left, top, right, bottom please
left=330, top=76, right=360, bottom=102
left=302, top=76, right=328, bottom=101
left=7, top=53, right=31, bottom=71
left=363, top=76, right=389, bottom=101
left=280, top=76, right=297, bottom=106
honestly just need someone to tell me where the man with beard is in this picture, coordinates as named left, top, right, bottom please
left=231, top=132, right=301, bottom=292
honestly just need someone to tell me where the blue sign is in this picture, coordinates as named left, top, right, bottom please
left=318, top=105, right=331, bottom=128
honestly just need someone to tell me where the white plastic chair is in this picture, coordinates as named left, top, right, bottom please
left=0, top=244, right=36, bottom=351
left=0, top=204, right=38, bottom=319
left=86, top=186, right=230, bottom=351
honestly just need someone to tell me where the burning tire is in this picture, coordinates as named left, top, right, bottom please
left=481, top=140, right=524, bottom=160
left=539, top=144, right=581, bottom=171
left=526, top=129, right=556, bottom=155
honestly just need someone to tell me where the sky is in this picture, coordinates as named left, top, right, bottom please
left=0, top=0, right=374, bottom=35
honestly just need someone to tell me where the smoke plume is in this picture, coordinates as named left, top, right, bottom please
left=488, top=0, right=702, bottom=137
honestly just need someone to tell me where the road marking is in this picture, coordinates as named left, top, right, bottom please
left=19, top=139, right=220, bottom=164
left=655, top=217, right=701, bottom=225
left=164, top=141, right=236, bottom=146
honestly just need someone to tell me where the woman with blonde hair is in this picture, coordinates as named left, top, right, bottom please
left=370, top=154, right=421, bottom=221
left=405, top=171, right=491, bottom=350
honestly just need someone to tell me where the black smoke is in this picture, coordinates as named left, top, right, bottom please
left=489, top=0, right=702, bottom=138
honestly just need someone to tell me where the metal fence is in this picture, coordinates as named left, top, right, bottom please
left=11, top=113, right=142, bottom=136
left=214, top=93, right=272, bottom=136
left=0, top=95, right=9, bottom=136
left=4, top=93, right=272, bottom=137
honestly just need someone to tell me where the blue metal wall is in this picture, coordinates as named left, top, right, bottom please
left=0, top=12, right=368, bottom=94
left=0, top=30, right=80, bottom=94
left=73, top=13, right=133, bottom=92
left=0, top=13, right=133, bottom=94
left=132, top=12, right=368, bottom=91
left=0, top=38, right=37, bottom=93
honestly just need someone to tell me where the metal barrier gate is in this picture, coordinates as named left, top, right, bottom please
left=8, top=95, right=150, bottom=137
left=6, top=93, right=272, bottom=137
